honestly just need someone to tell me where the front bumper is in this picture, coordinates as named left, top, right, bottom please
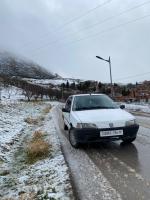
left=73, top=124, right=139, bottom=143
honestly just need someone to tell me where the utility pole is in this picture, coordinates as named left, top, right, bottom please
left=96, top=56, right=114, bottom=97
left=61, top=84, right=64, bottom=100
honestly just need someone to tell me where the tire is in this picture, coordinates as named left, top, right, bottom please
left=122, top=137, right=136, bottom=144
left=64, top=123, right=68, bottom=130
left=69, top=129, right=80, bottom=148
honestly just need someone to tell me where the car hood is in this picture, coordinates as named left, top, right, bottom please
left=73, top=108, right=134, bottom=128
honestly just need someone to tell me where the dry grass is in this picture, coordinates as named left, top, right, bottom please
left=26, top=130, right=51, bottom=164
left=33, top=130, right=44, bottom=140
left=24, top=116, right=45, bottom=125
left=24, top=117, right=39, bottom=125
left=3, top=199, right=14, bottom=200
left=42, top=105, right=52, bottom=114
left=24, top=105, right=51, bottom=126
left=19, top=192, right=37, bottom=200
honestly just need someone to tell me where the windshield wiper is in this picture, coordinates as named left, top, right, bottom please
left=75, top=106, right=118, bottom=111
left=75, top=106, right=116, bottom=111
left=97, top=106, right=117, bottom=109
left=75, top=107, right=89, bottom=111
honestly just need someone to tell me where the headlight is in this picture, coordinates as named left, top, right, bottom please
left=125, top=119, right=136, bottom=126
left=76, top=123, right=97, bottom=129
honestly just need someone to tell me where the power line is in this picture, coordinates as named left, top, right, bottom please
left=115, top=72, right=150, bottom=81
left=25, top=0, right=150, bottom=52
left=52, top=0, right=112, bottom=30
left=22, top=0, right=112, bottom=47
left=30, top=13, right=150, bottom=56
left=65, top=0, right=150, bottom=39
left=57, top=13, right=150, bottom=47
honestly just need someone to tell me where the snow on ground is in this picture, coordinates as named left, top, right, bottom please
left=123, top=103, right=150, bottom=113
left=0, top=85, right=51, bottom=104
left=0, top=86, right=24, bottom=104
left=117, top=102, right=150, bottom=113
left=0, top=101, right=73, bottom=200
left=25, top=78, right=78, bottom=86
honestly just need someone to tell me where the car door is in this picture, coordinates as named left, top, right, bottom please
left=64, top=96, right=72, bottom=127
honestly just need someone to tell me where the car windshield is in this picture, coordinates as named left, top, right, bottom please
left=72, top=95, right=118, bottom=111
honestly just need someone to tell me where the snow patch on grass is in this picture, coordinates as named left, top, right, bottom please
left=0, top=102, right=73, bottom=199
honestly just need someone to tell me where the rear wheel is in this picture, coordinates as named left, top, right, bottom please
left=64, top=123, right=68, bottom=130
left=122, top=137, right=136, bottom=144
left=69, top=129, right=80, bottom=148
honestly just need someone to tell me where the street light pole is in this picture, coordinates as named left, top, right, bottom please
left=96, top=56, right=113, bottom=97
left=108, top=56, right=113, bottom=88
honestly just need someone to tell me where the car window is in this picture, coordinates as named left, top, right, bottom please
left=72, top=95, right=118, bottom=111
left=65, top=97, right=72, bottom=111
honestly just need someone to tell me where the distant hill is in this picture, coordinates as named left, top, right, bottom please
left=0, top=52, right=56, bottom=79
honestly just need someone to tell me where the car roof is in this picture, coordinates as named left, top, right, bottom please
left=71, top=93, right=105, bottom=97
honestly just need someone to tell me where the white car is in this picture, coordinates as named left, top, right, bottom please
left=62, top=94, right=139, bottom=148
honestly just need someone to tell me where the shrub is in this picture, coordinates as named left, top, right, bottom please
left=26, top=131, right=51, bottom=164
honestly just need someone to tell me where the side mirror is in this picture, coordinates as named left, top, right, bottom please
left=62, top=108, right=70, bottom=112
left=120, top=104, right=125, bottom=109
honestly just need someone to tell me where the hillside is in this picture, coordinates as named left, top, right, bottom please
left=0, top=52, right=56, bottom=79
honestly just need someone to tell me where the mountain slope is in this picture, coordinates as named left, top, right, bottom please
left=0, top=52, right=56, bottom=79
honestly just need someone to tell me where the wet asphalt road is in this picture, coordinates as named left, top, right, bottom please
left=53, top=107, right=150, bottom=200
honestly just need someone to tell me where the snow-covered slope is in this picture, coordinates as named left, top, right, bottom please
left=25, top=78, right=79, bottom=86
left=0, top=52, right=56, bottom=79
left=0, top=102, right=73, bottom=199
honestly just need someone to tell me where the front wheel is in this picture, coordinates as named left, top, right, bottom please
left=122, top=137, right=136, bottom=144
left=69, top=129, right=80, bottom=148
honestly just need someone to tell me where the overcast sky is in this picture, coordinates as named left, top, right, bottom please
left=0, top=0, right=150, bottom=83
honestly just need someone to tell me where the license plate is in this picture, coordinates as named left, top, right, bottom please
left=100, top=129, right=123, bottom=137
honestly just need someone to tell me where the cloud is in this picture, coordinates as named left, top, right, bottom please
left=0, top=0, right=150, bottom=83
